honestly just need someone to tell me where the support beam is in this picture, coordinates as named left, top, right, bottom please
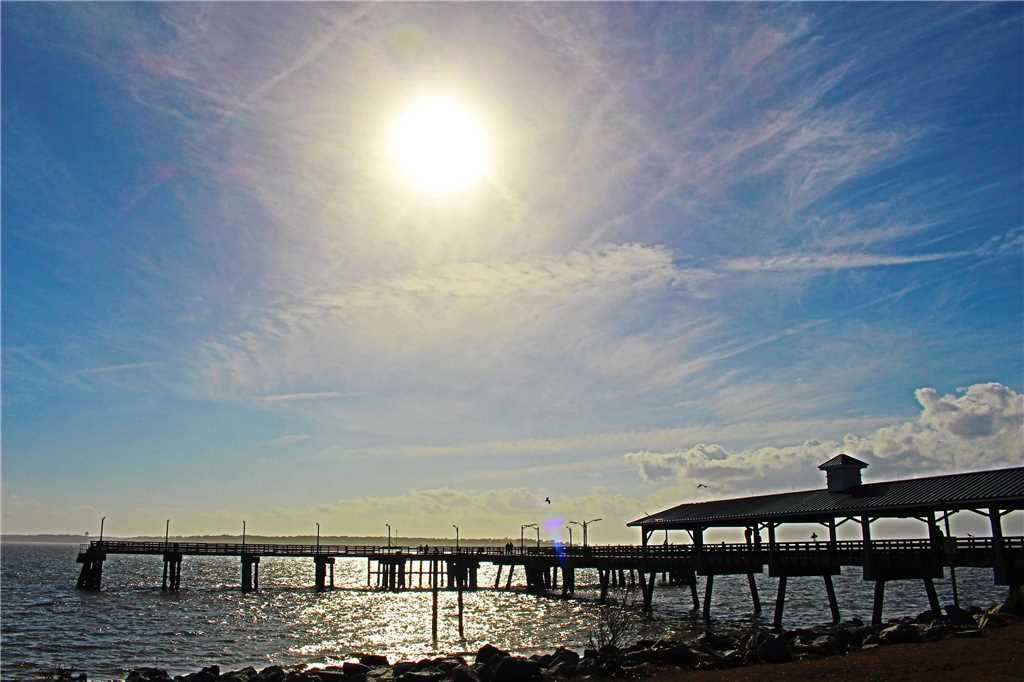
left=703, top=575, right=714, bottom=620
left=747, top=573, right=761, bottom=614
left=773, top=576, right=787, bottom=629
left=924, top=577, right=940, bottom=613
left=872, top=580, right=886, bottom=626
left=824, top=574, right=840, bottom=624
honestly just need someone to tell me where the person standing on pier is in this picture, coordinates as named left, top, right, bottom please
left=744, top=528, right=752, bottom=546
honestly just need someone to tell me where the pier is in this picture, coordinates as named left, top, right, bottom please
left=76, top=460, right=1023, bottom=626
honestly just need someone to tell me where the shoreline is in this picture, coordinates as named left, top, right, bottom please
left=35, top=600, right=1022, bottom=681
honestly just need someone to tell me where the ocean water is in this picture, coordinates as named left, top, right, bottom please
left=0, top=543, right=1008, bottom=680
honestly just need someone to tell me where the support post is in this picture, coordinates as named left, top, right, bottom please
left=703, top=575, right=714, bottom=620
left=924, top=577, right=940, bottom=613
left=773, top=576, right=787, bottom=629
left=944, top=508, right=959, bottom=607
left=690, top=579, right=700, bottom=611
left=824, top=574, right=840, bottom=623
left=747, top=573, right=761, bottom=614
left=872, top=579, right=886, bottom=626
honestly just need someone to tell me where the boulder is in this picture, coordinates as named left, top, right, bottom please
left=475, top=644, right=508, bottom=665
left=809, top=635, right=842, bottom=656
left=451, top=664, right=481, bottom=682
left=547, top=660, right=577, bottom=677
left=257, top=666, right=286, bottom=682
left=945, top=605, right=976, bottom=627
left=127, top=669, right=173, bottom=682
left=359, top=655, right=390, bottom=668
left=392, top=662, right=417, bottom=677
left=621, top=648, right=658, bottom=664
left=654, top=644, right=695, bottom=666
left=952, top=628, right=984, bottom=638
left=342, top=662, right=370, bottom=677
left=914, top=609, right=942, bottom=624
left=397, top=672, right=445, bottom=682
left=176, top=667, right=220, bottom=682
left=879, top=623, right=921, bottom=644
left=547, top=648, right=580, bottom=669
left=755, top=634, right=790, bottom=663
left=492, top=657, right=541, bottom=682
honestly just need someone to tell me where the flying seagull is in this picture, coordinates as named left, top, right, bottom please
left=545, top=496, right=551, bottom=504
left=696, top=483, right=709, bottom=489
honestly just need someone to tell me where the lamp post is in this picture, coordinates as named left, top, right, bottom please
left=165, top=519, right=170, bottom=550
left=521, top=523, right=537, bottom=554
left=386, top=523, right=391, bottom=550
left=566, top=525, right=573, bottom=548
left=535, top=525, right=541, bottom=548
left=99, top=516, right=106, bottom=545
left=452, top=524, right=460, bottom=551
left=570, top=518, right=602, bottom=547
left=316, top=522, right=320, bottom=551
left=242, top=520, right=246, bottom=550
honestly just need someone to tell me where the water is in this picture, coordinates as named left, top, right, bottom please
left=0, top=543, right=1008, bottom=680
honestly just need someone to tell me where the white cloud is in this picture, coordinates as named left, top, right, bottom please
left=626, top=382, right=1024, bottom=492
left=720, top=251, right=962, bottom=272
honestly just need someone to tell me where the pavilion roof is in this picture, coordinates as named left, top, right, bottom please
left=628, top=466, right=1024, bottom=528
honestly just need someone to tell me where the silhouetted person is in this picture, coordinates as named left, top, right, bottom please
left=754, top=529, right=762, bottom=550
left=744, top=528, right=752, bottom=546
left=811, top=532, right=818, bottom=543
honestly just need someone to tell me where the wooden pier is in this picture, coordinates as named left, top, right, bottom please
left=75, top=460, right=1023, bottom=626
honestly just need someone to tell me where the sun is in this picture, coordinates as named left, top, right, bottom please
left=388, top=94, right=489, bottom=195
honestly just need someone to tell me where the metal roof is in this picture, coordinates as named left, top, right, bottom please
left=628, top=466, right=1024, bottom=528
left=818, top=454, right=868, bottom=469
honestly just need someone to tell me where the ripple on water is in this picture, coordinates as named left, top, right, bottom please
left=1, top=543, right=1010, bottom=679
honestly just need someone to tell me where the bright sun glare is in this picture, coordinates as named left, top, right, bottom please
left=389, top=94, right=489, bottom=195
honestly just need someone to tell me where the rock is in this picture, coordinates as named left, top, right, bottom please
left=622, top=648, right=658, bottom=664
left=359, top=655, right=390, bottom=668
left=976, top=613, right=1010, bottom=630
left=914, top=609, right=942, bottom=624
left=397, top=672, right=445, bottom=682
left=128, top=669, right=173, bottom=682
left=451, top=664, right=481, bottom=682
left=492, top=657, right=541, bottom=682
left=575, top=658, right=598, bottom=674
left=597, top=644, right=619, bottom=660
left=475, top=644, right=508, bottom=665
left=175, top=665, right=221, bottom=682
left=809, top=634, right=842, bottom=656
left=308, top=671, right=345, bottom=682
left=879, top=623, right=921, bottom=644
left=952, top=628, right=984, bottom=638
left=392, top=662, right=417, bottom=677
left=342, top=662, right=371, bottom=677
left=547, top=648, right=580, bottom=669
left=257, top=666, right=286, bottom=682
left=546, top=660, right=577, bottom=677
left=222, top=668, right=259, bottom=682
left=756, top=634, right=791, bottom=663
left=653, top=643, right=695, bottom=666
left=945, top=604, right=976, bottom=627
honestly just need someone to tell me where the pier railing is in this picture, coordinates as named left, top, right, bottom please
left=80, top=536, right=1011, bottom=559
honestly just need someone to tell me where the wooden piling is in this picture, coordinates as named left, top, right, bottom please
left=747, top=573, right=761, bottom=614
left=703, top=575, right=714, bottom=620
left=824, top=574, right=840, bottom=623
left=872, top=579, right=886, bottom=625
left=773, top=576, right=787, bottom=628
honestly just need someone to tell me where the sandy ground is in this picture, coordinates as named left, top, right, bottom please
left=646, top=623, right=1024, bottom=681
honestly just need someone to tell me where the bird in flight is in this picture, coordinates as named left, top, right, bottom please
left=545, top=497, right=552, bottom=504
left=696, top=483, right=709, bottom=489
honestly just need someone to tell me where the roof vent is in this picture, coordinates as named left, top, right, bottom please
left=818, top=454, right=868, bottom=493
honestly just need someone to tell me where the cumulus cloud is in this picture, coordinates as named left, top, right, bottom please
left=626, top=383, right=1024, bottom=492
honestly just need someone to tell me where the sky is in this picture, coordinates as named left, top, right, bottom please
left=2, top=3, right=1022, bottom=543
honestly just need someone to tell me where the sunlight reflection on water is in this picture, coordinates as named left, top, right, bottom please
left=0, top=544, right=1010, bottom=679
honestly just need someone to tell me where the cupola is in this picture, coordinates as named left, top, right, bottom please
left=818, top=454, right=868, bottom=492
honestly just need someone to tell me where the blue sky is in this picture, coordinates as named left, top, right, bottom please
left=3, top=3, right=1022, bottom=541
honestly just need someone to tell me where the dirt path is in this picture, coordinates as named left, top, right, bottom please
left=646, top=624, right=1024, bottom=681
